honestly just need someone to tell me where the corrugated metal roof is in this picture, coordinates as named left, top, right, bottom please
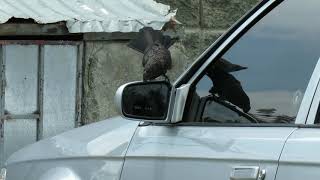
left=0, top=0, right=176, bottom=33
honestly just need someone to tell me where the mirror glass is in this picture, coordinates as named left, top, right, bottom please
left=122, top=81, right=171, bottom=120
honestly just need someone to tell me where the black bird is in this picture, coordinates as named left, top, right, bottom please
left=214, top=58, right=248, bottom=72
left=207, top=59, right=251, bottom=113
left=128, top=27, right=176, bottom=81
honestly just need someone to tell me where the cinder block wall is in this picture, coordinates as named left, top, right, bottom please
left=82, top=0, right=259, bottom=124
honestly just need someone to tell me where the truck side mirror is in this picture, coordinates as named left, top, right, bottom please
left=115, top=81, right=171, bottom=121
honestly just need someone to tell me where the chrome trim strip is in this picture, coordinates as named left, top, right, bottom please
left=171, top=84, right=190, bottom=123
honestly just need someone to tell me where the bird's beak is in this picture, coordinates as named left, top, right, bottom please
left=171, top=16, right=182, bottom=25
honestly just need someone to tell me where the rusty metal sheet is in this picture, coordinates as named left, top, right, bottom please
left=4, top=45, right=38, bottom=115
left=42, top=45, right=77, bottom=138
left=3, top=119, right=37, bottom=161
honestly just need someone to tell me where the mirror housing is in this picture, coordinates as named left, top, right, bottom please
left=115, top=81, right=172, bottom=121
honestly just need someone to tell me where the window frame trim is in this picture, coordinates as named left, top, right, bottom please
left=144, top=122, right=320, bottom=129
left=306, top=61, right=320, bottom=125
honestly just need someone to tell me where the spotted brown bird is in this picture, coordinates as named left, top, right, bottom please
left=128, top=26, right=177, bottom=81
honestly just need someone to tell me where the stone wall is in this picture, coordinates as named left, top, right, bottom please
left=82, top=0, right=259, bottom=124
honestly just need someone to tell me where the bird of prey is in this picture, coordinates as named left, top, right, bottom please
left=128, top=27, right=177, bottom=81
left=207, top=58, right=251, bottom=113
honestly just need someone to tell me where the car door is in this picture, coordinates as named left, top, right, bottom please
left=121, top=0, right=320, bottom=180
left=276, top=74, right=320, bottom=179
left=276, top=128, right=320, bottom=180
left=122, top=126, right=295, bottom=180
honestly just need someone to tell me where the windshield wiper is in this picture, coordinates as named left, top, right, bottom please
left=208, top=95, right=260, bottom=123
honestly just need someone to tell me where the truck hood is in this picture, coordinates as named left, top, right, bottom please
left=6, top=116, right=140, bottom=165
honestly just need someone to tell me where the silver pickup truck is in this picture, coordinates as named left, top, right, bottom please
left=2, top=0, right=320, bottom=179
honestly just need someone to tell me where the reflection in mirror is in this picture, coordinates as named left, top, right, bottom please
left=122, top=82, right=171, bottom=120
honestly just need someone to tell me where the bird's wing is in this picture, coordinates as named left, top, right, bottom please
left=208, top=70, right=251, bottom=113
left=162, top=35, right=177, bottom=49
left=128, top=27, right=177, bottom=53
left=128, top=27, right=161, bottom=53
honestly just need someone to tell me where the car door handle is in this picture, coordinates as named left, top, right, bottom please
left=230, top=166, right=266, bottom=180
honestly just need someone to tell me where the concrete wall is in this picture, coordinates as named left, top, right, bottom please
left=82, top=41, right=189, bottom=123
left=82, top=0, right=260, bottom=124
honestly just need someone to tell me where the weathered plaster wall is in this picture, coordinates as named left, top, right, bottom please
left=82, top=0, right=259, bottom=123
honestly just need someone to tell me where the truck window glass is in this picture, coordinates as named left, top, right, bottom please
left=185, top=0, right=320, bottom=124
